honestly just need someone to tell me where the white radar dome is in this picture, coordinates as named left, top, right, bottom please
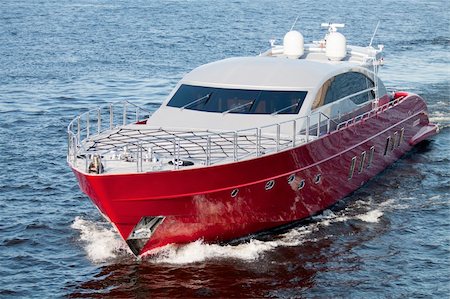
left=326, top=31, right=347, bottom=61
left=283, top=30, right=304, bottom=59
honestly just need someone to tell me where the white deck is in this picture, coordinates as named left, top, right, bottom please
left=74, top=123, right=315, bottom=174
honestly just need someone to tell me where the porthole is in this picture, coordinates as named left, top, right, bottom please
left=287, top=174, right=296, bottom=184
left=314, top=174, right=321, bottom=184
left=297, top=179, right=305, bottom=190
left=265, top=180, right=275, bottom=190
left=231, top=188, right=239, bottom=198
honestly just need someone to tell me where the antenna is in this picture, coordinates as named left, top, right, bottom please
left=368, top=20, right=381, bottom=48
left=321, top=23, right=345, bottom=33
left=290, top=16, right=299, bottom=31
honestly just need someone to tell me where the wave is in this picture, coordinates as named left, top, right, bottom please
left=72, top=197, right=408, bottom=264
left=71, top=216, right=130, bottom=263
left=429, top=110, right=450, bottom=125
left=146, top=201, right=393, bottom=265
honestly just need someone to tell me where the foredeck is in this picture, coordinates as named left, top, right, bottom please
left=67, top=101, right=331, bottom=174
left=74, top=125, right=300, bottom=173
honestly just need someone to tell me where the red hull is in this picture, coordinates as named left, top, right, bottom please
left=71, top=94, right=438, bottom=255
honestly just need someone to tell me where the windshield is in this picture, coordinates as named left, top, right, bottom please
left=167, top=85, right=308, bottom=115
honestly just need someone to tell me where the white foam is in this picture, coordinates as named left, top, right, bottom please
left=148, top=239, right=277, bottom=264
left=147, top=224, right=316, bottom=265
left=355, top=209, right=384, bottom=223
left=311, top=209, right=351, bottom=226
left=145, top=203, right=387, bottom=265
left=429, top=111, right=450, bottom=124
left=428, top=195, right=442, bottom=201
left=71, top=196, right=404, bottom=264
left=71, top=216, right=129, bottom=263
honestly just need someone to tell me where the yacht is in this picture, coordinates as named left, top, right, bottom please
left=67, top=23, right=439, bottom=256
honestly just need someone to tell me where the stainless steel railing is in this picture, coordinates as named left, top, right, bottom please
left=67, top=94, right=406, bottom=174
left=67, top=101, right=151, bottom=167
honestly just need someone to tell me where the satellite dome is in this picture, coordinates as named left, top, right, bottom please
left=283, top=30, right=304, bottom=59
left=326, top=31, right=347, bottom=61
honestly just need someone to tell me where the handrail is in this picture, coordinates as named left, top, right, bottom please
left=67, top=94, right=407, bottom=174
left=335, top=96, right=403, bottom=130
left=67, top=101, right=151, bottom=167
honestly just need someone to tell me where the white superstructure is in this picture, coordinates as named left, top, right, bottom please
left=148, top=23, right=385, bottom=131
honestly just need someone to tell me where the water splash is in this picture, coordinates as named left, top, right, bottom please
left=355, top=209, right=384, bottom=223
left=147, top=224, right=315, bottom=264
left=146, top=202, right=388, bottom=265
left=71, top=197, right=407, bottom=264
left=71, top=217, right=129, bottom=263
left=429, top=111, right=450, bottom=125
left=148, top=239, right=277, bottom=264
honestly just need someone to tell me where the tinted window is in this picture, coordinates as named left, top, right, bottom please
left=253, top=91, right=306, bottom=114
left=205, top=88, right=259, bottom=113
left=323, top=72, right=374, bottom=105
left=167, top=85, right=212, bottom=109
left=167, top=85, right=307, bottom=114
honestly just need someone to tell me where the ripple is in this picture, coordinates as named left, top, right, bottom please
left=2, top=238, right=30, bottom=246
left=25, top=222, right=51, bottom=230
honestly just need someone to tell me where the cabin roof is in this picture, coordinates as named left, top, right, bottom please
left=180, top=56, right=355, bottom=90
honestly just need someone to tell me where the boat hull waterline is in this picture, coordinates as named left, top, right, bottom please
left=71, top=94, right=438, bottom=256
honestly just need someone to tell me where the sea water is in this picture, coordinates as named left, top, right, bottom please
left=0, top=0, right=449, bottom=297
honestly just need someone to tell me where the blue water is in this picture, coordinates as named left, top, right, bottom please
left=0, top=0, right=449, bottom=298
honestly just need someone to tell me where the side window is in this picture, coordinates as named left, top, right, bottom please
left=376, top=77, right=387, bottom=98
left=313, top=72, right=375, bottom=109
